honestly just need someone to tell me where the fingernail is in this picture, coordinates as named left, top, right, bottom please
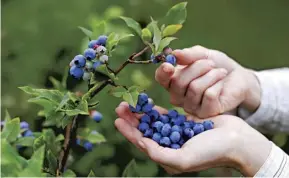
left=138, top=140, right=146, bottom=149
left=220, top=68, right=228, bottom=75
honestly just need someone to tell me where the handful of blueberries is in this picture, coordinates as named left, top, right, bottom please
left=130, top=93, right=214, bottom=149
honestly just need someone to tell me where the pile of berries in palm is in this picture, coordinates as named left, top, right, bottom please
left=151, top=47, right=177, bottom=66
left=69, top=35, right=109, bottom=80
left=130, top=93, right=214, bottom=149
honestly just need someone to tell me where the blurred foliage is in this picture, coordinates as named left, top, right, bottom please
left=2, top=0, right=289, bottom=177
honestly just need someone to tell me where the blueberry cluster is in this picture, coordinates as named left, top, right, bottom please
left=129, top=93, right=214, bottom=149
left=90, top=110, right=103, bottom=122
left=69, top=35, right=109, bottom=80
left=76, top=138, right=93, bottom=151
left=20, top=121, right=34, bottom=137
left=151, top=47, right=177, bottom=66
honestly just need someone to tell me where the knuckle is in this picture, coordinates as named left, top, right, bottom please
left=189, top=82, right=200, bottom=95
left=204, top=89, right=217, bottom=101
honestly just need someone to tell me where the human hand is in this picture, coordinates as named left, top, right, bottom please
left=115, top=102, right=271, bottom=176
left=155, top=45, right=261, bottom=118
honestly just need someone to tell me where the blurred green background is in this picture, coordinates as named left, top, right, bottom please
left=2, top=0, right=289, bottom=177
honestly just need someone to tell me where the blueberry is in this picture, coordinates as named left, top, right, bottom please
left=142, top=103, right=153, bottom=113
left=129, top=105, right=137, bottom=113
left=135, top=104, right=142, bottom=113
left=144, top=129, right=153, bottom=138
left=179, top=138, right=185, bottom=146
left=170, top=131, right=181, bottom=143
left=85, top=61, right=94, bottom=71
left=20, top=121, right=29, bottom=129
left=148, top=98, right=154, bottom=105
left=171, top=143, right=181, bottom=149
left=88, top=40, right=99, bottom=49
left=168, top=109, right=178, bottom=118
left=160, top=137, right=171, bottom=147
left=96, top=46, right=107, bottom=54
left=184, top=128, right=194, bottom=138
left=84, top=48, right=96, bottom=60
left=23, top=130, right=33, bottom=137
left=97, top=35, right=108, bottom=46
left=163, top=47, right=173, bottom=55
left=193, top=123, right=205, bottom=135
left=140, top=114, right=151, bottom=124
left=188, top=120, right=196, bottom=128
left=173, top=115, right=186, bottom=125
left=93, top=61, right=103, bottom=69
left=160, top=115, right=169, bottom=123
left=203, top=120, right=214, bottom=130
left=152, top=121, right=164, bottom=132
left=70, top=66, right=84, bottom=79
left=76, top=138, right=81, bottom=145
left=73, top=55, right=86, bottom=68
left=161, top=123, right=171, bottom=137
left=148, top=109, right=159, bottom=120
left=82, top=72, right=91, bottom=81
left=91, top=110, right=102, bottom=122
left=183, top=122, right=191, bottom=129
left=165, top=54, right=176, bottom=65
left=171, top=125, right=182, bottom=135
left=83, top=141, right=93, bottom=151
left=138, top=93, right=148, bottom=105
left=152, top=133, right=162, bottom=144
left=99, top=55, right=109, bottom=63
left=138, top=122, right=149, bottom=133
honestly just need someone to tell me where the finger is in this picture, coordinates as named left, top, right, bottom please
left=138, top=137, right=185, bottom=168
left=199, top=80, right=224, bottom=118
left=169, top=60, right=215, bottom=105
left=115, top=102, right=139, bottom=127
left=172, top=45, right=210, bottom=65
left=183, top=68, right=228, bottom=114
left=155, top=62, right=175, bottom=89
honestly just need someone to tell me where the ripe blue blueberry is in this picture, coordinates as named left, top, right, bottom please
left=76, top=138, right=81, bottom=145
left=82, top=72, right=91, bottom=81
left=138, top=93, right=148, bottom=105
left=171, top=125, right=182, bottom=135
left=138, top=122, right=149, bottom=133
left=97, top=35, right=108, bottom=46
left=152, top=121, right=164, bottom=132
left=135, top=104, right=142, bottom=112
left=84, top=48, right=96, bottom=60
left=152, top=133, right=162, bottom=144
left=73, top=55, right=86, bottom=68
left=179, top=138, right=185, bottom=146
left=171, top=143, right=181, bottom=149
left=23, top=130, right=33, bottom=137
left=193, top=123, right=205, bottom=135
left=188, top=120, right=196, bottom=128
left=160, top=137, right=171, bottom=147
left=173, top=115, right=185, bottom=125
left=203, top=120, right=214, bottom=130
left=170, top=131, right=181, bottom=143
left=91, top=110, right=102, bottom=122
left=70, top=65, right=84, bottom=79
left=151, top=54, right=157, bottom=64
left=20, top=121, right=29, bottom=129
left=183, top=122, right=191, bottom=129
left=168, top=109, right=178, bottom=118
left=165, top=54, right=176, bottom=65
left=93, top=61, right=103, bottom=69
left=148, top=109, right=159, bottom=120
left=144, top=129, right=153, bottom=138
left=142, top=103, right=153, bottom=113
left=140, top=114, right=151, bottom=124
left=83, top=141, right=93, bottom=151
left=160, top=115, right=169, bottom=123
left=184, top=128, right=194, bottom=138
left=99, top=55, right=109, bottom=63
left=129, top=105, right=137, bottom=113
left=88, top=40, right=98, bottom=49
left=161, top=123, right=171, bottom=137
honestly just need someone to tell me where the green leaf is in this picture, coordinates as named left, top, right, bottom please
left=118, top=33, right=134, bottom=41
left=49, top=76, right=65, bottom=91
left=128, top=86, right=143, bottom=93
left=56, top=92, right=70, bottom=111
left=4, top=109, right=11, bottom=122
left=162, top=2, right=187, bottom=25
left=146, top=21, right=154, bottom=35
left=33, top=135, right=45, bottom=151
left=55, top=134, right=65, bottom=142
left=141, top=28, right=152, bottom=42
left=95, top=65, right=116, bottom=81
left=28, top=97, right=58, bottom=116
left=65, top=100, right=89, bottom=116
left=88, top=170, right=96, bottom=177
left=122, top=159, right=139, bottom=177
left=151, top=21, right=162, bottom=54
left=91, top=21, right=106, bottom=39
left=86, top=130, right=106, bottom=144
left=78, top=26, right=92, bottom=38
left=15, top=137, right=35, bottom=147
left=61, top=116, right=73, bottom=129
left=47, top=150, right=57, bottom=173
left=1, top=117, right=20, bottom=142
left=122, top=88, right=139, bottom=108
left=120, top=16, right=142, bottom=36
left=63, top=169, right=76, bottom=177
left=273, top=133, right=288, bottom=147
left=109, top=86, right=127, bottom=97
left=158, top=37, right=177, bottom=53
left=61, top=66, right=69, bottom=89
left=18, top=145, right=45, bottom=177
left=146, top=42, right=155, bottom=54
left=162, top=24, right=182, bottom=37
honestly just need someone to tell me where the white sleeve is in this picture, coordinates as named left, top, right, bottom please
left=238, top=67, right=289, bottom=133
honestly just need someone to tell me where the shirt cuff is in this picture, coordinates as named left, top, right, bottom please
left=254, top=142, right=289, bottom=177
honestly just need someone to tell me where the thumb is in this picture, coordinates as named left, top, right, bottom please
left=172, top=45, right=210, bottom=65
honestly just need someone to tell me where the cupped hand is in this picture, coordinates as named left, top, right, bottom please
left=155, top=45, right=261, bottom=118
left=115, top=102, right=271, bottom=176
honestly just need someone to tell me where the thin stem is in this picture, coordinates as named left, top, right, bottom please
left=42, top=168, right=56, bottom=176
left=128, top=60, right=153, bottom=64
